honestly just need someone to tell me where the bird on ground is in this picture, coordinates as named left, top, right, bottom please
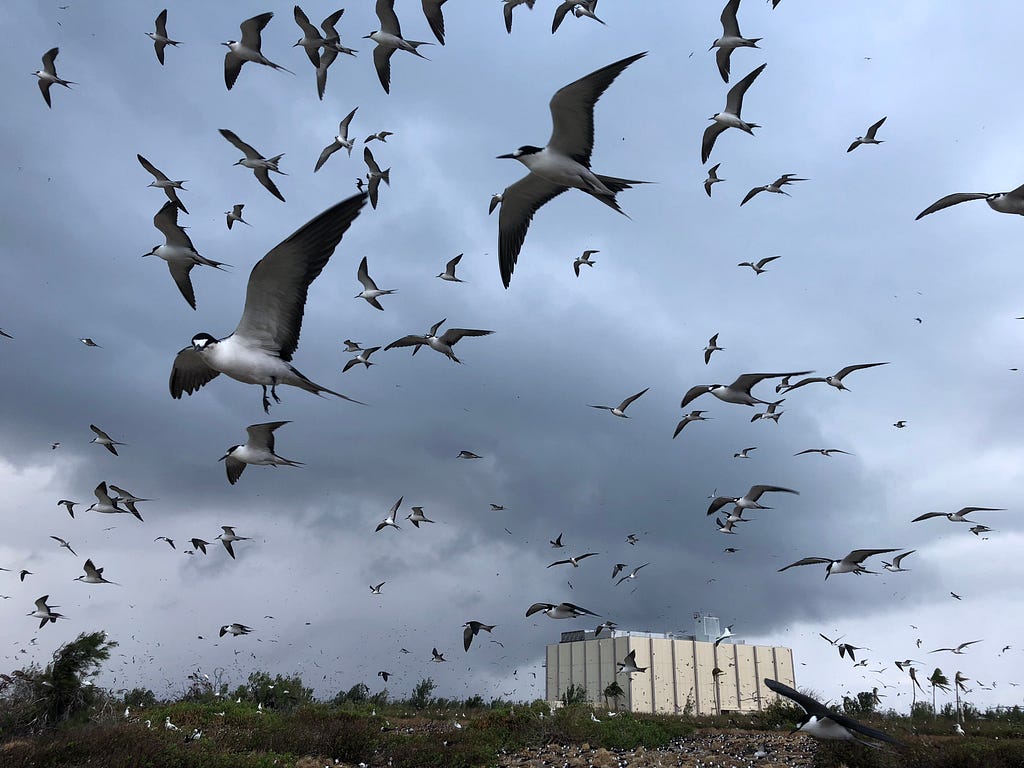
left=548, top=552, right=599, bottom=568
left=706, top=485, right=797, bottom=516
left=930, top=640, right=982, bottom=655
left=733, top=446, right=756, bottom=458
left=343, top=346, right=379, bottom=373
left=219, top=129, right=287, bottom=202
left=147, top=9, right=182, bottom=65
left=89, top=425, right=125, bottom=456
left=702, top=63, right=765, bottom=163
left=741, top=173, right=806, bottom=206
left=589, top=387, right=648, bottom=418
left=375, top=497, right=403, bottom=532
left=363, top=147, right=390, bottom=209
left=912, top=507, right=1003, bottom=523
left=573, top=250, right=598, bottom=276
left=185, top=728, right=202, bottom=743
left=164, top=716, right=180, bottom=731
left=673, top=410, right=711, bottom=438
left=370, top=582, right=385, bottom=595
left=682, top=371, right=811, bottom=408
left=34, top=48, right=75, bottom=108
left=778, top=549, right=899, bottom=579
left=225, top=204, right=249, bottom=230
left=704, top=333, right=724, bottom=364
left=169, top=194, right=368, bottom=413
left=503, top=0, right=535, bottom=33
left=437, top=253, right=465, bottom=282
left=28, top=596, right=64, bottom=628
left=137, top=154, right=189, bottom=213
left=354, top=256, right=396, bottom=310
left=431, top=647, right=447, bottom=662
left=144, top=201, right=229, bottom=309
left=714, top=624, right=735, bottom=646
left=88, top=482, right=143, bottom=521
left=220, top=422, right=303, bottom=485
left=552, top=1, right=604, bottom=33
left=526, top=602, right=599, bottom=619
left=704, top=163, right=725, bottom=197
left=57, top=500, right=78, bottom=518
left=617, top=649, right=648, bottom=675
left=463, top=621, right=496, bottom=651
left=550, top=533, right=564, bottom=548
left=49, top=536, right=77, bottom=557
left=750, top=399, right=784, bottom=423
left=406, top=506, right=435, bottom=528
left=217, top=526, right=251, bottom=559
left=738, top=255, right=780, bottom=274
left=315, top=107, right=359, bottom=172
left=711, top=0, right=761, bottom=83
left=219, top=623, right=253, bottom=637
left=764, top=679, right=902, bottom=747
left=385, top=319, right=493, bottom=363
left=365, top=0, right=432, bottom=94
left=496, top=52, right=649, bottom=287
left=916, top=182, right=1024, bottom=220
left=223, top=12, right=292, bottom=90
left=882, top=551, right=915, bottom=572
left=782, top=362, right=889, bottom=393
left=80, top=338, right=101, bottom=347
left=794, top=448, right=853, bottom=457
left=847, top=116, right=886, bottom=152
left=75, top=559, right=119, bottom=585
left=616, top=563, right=649, bottom=585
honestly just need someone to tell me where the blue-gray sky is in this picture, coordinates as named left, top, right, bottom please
left=1, top=0, right=1023, bottom=710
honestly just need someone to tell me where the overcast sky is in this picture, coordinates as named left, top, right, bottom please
left=2, top=0, right=1023, bottom=712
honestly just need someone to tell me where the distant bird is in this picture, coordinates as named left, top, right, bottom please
left=490, top=503, right=505, bottom=511
left=223, top=12, right=293, bottom=90
left=185, top=728, right=202, bottom=743
left=704, top=163, right=725, bottom=197
left=49, top=536, right=77, bottom=557
left=626, top=533, right=640, bottom=546
left=819, top=632, right=845, bottom=647
left=225, top=204, right=249, bottom=230
left=617, top=649, right=648, bottom=675
left=741, top=174, right=806, bottom=206
left=611, top=563, right=627, bottom=579
left=548, top=552, right=599, bottom=568
left=794, top=448, right=852, bottom=457
left=916, top=182, right=1024, bottom=220
left=355, top=256, right=396, bottom=310
left=406, top=506, right=435, bottom=528
left=912, top=507, right=1003, bottom=524
left=589, top=387, right=649, bottom=418
left=375, top=497, right=403, bottom=532
left=702, top=63, right=765, bottom=163
left=930, top=640, right=982, bottom=655
left=782, top=362, right=889, bottom=393
left=365, top=130, right=394, bottom=143
left=147, top=9, right=182, bottom=66
left=710, top=0, right=761, bottom=83
left=378, top=670, right=391, bottom=682
left=969, top=524, right=992, bottom=537
left=779, top=548, right=899, bottom=579
left=89, top=424, right=125, bottom=456
left=314, top=9, right=356, bottom=100
left=364, top=0, right=432, bottom=94
left=737, top=255, right=781, bottom=274
left=595, top=620, right=617, bottom=636
left=57, top=500, right=78, bottom=518
left=496, top=52, right=649, bottom=287
left=219, top=623, right=253, bottom=637
left=463, top=621, right=496, bottom=651
left=750, top=398, right=784, bottom=423
left=552, top=1, right=604, bottom=34
left=707, top=484, right=797, bottom=516
left=893, top=420, right=907, bottom=428
left=370, top=582, right=385, bottom=595
left=0, top=329, right=12, bottom=339
left=220, top=422, right=303, bottom=485
left=616, top=563, right=649, bottom=585
left=363, top=147, right=390, bottom=209
left=315, top=107, right=359, bottom=172
left=385, top=319, right=493, bottom=363
left=673, top=410, right=711, bottom=438
left=343, top=339, right=363, bottom=353
left=164, top=716, right=180, bottom=731
left=169, top=194, right=367, bottom=413
left=764, top=679, right=902, bottom=747
left=137, top=154, right=189, bottom=213
left=525, top=602, right=599, bottom=619
left=573, top=250, right=598, bottom=277
left=733, top=446, right=756, bottom=459
left=145, top=201, right=229, bottom=309
left=220, top=129, right=287, bottom=202
left=882, top=551, right=915, bottom=572
left=80, top=338, right=101, bottom=347
left=343, top=346, right=380, bottom=373
left=838, top=643, right=868, bottom=662
left=503, top=0, right=536, bottom=33
left=437, top=253, right=465, bottom=282
left=217, top=526, right=251, bottom=559
left=155, top=536, right=175, bottom=550
left=88, top=482, right=143, bottom=521
left=34, top=48, right=75, bottom=108
left=457, top=450, right=483, bottom=459
left=28, top=596, right=64, bottom=628
left=847, top=116, right=886, bottom=152
left=19, top=570, right=33, bottom=582
left=75, top=559, right=119, bottom=585
left=714, top=624, right=735, bottom=646
left=704, top=333, right=724, bottom=364
left=191, top=538, right=211, bottom=554
left=682, top=371, right=811, bottom=408
left=431, top=647, right=447, bottom=662
left=550, top=533, right=564, bottom=548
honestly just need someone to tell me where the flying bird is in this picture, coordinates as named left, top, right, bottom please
left=315, top=107, right=359, bottom=172
left=314, top=9, right=356, bottom=100
left=882, top=551, right=915, bottom=572
left=525, top=602, right=599, bottom=619
left=147, top=9, right=182, bottom=66
left=764, top=678, right=902, bottom=747
left=710, top=0, right=761, bottom=83
left=354, top=256, right=396, bottom=310
left=912, top=507, right=1004, bottom=523
left=707, top=484, right=796, bottom=516
left=916, top=182, right=1024, bottom=220
left=422, top=0, right=450, bottom=45
left=458, top=451, right=483, bottom=459
left=615, top=563, right=649, bottom=585
left=75, top=559, right=119, bottom=585
left=673, top=410, right=711, bottom=438
left=217, top=526, right=251, bottom=559
left=144, top=201, right=229, bottom=309
left=169, top=194, right=368, bottom=413
left=223, top=12, right=293, bottom=90
left=750, top=398, right=784, bottom=423
left=225, top=204, right=249, bottom=230
left=778, top=548, right=899, bottom=579
left=57, top=500, right=78, bottom=518
left=847, top=116, right=886, bottom=152
left=733, top=446, right=756, bottom=459
left=343, top=347, right=380, bottom=373
left=617, top=649, right=648, bottom=675
left=385, top=319, right=493, bottom=363
left=503, top=0, right=536, bottom=34
left=220, top=422, right=302, bottom=485
left=463, top=621, right=496, bottom=651
left=80, top=338, right=101, bottom=347
left=704, top=333, right=724, bottom=364
left=28, top=596, right=65, bottom=628
left=741, top=173, right=806, bottom=206
left=34, top=48, right=75, bottom=108
left=793, top=448, right=852, bottom=457
left=738, top=255, right=780, bottom=274
left=704, top=163, right=725, bottom=197
left=681, top=371, right=811, bottom=408
left=137, top=154, right=189, bottom=213
left=702, top=63, right=765, bottom=164
left=929, top=640, right=982, bottom=655
left=89, top=424, right=126, bottom=456
left=437, top=253, right=465, bottom=282
left=552, top=1, right=604, bottom=34
left=782, top=362, right=889, bottom=393
left=363, top=147, right=390, bottom=209
left=220, top=129, right=287, bottom=202
left=49, top=536, right=77, bottom=557
left=406, top=506, right=435, bottom=528
left=547, top=552, right=599, bottom=569
left=573, top=250, right=598, bottom=277
left=364, top=0, right=432, bottom=94
left=375, top=497, right=403, bottom=532
left=292, top=6, right=329, bottom=68
left=219, top=623, right=253, bottom=638
left=496, top=52, right=649, bottom=288
left=365, top=130, right=394, bottom=144
left=588, top=387, right=648, bottom=418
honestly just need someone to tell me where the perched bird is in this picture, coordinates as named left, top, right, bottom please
left=75, top=559, right=119, bottom=585
left=673, top=410, right=711, bottom=438
left=847, top=116, right=886, bottom=152
left=223, top=12, right=293, bottom=90
left=573, top=250, right=598, bottom=276
left=547, top=552, right=599, bottom=568
left=375, top=497, right=403, bottom=532
left=220, top=422, right=303, bottom=485
left=741, top=173, right=806, bottom=206
left=406, top=506, right=435, bottom=528
left=617, top=649, right=648, bottom=675
left=144, top=201, right=229, bottom=309
left=169, top=194, right=368, bottom=413
left=364, top=0, right=432, bottom=94
left=916, top=182, right=1024, bottom=220
left=49, top=536, right=77, bottom=557
left=882, top=550, right=915, bottom=572
left=738, top=255, right=781, bottom=274
left=710, top=0, right=761, bottom=83
left=552, top=1, right=604, bottom=33
left=217, top=526, right=251, bottom=559
left=463, top=621, right=496, bottom=651
left=496, top=52, right=649, bottom=287
left=704, top=333, right=724, bottom=364
left=503, top=0, right=536, bottom=34
left=616, top=563, right=649, bottom=585
left=147, top=9, right=182, bottom=66
left=34, top=48, right=75, bottom=108
left=385, top=319, right=493, bottom=363
left=437, top=253, right=465, bottom=282
left=764, top=679, right=902, bottom=747
left=315, top=107, right=359, bottom=171
left=219, top=623, right=253, bottom=637
left=343, top=346, right=380, bottom=373
left=704, top=163, right=725, bottom=197
left=363, top=147, right=390, bottom=209
left=89, top=424, right=126, bottom=456
left=588, top=387, right=648, bottom=418
left=525, top=602, right=599, bottom=619
left=912, top=507, right=1003, bottom=524
left=220, top=129, right=287, bottom=202
left=137, top=154, right=189, bottom=213
left=707, top=484, right=797, bottom=516
left=354, top=256, right=396, bottom=310
left=681, top=371, right=811, bottom=408
left=225, top=204, right=249, bottom=230
left=782, top=362, right=889, bottom=393
left=702, top=63, right=765, bottom=163
left=930, top=640, right=982, bottom=655
left=778, top=548, right=899, bottom=579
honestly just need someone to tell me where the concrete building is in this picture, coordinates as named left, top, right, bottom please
left=545, top=616, right=795, bottom=715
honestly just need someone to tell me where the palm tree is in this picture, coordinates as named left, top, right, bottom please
left=908, top=666, right=925, bottom=712
left=928, top=668, right=950, bottom=717
left=954, top=672, right=969, bottom=723
left=603, top=681, right=624, bottom=711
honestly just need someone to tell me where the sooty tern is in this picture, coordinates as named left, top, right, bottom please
left=588, top=387, right=648, bottom=417
left=385, top=319, right=493, bottom=363
left=916, top=182, right=1024, bottom=220
left=225, top=204, right=249, bottom=230
left=145, top=201, right=229, bottom=309
left=525, top=602, right=599, bottom=619
left=847, top=116, right=886, bottom=152
left=223, top=12, right=293, bottom=90
left=220, top=129, right=287, bottom=202
left=778, top=548, right=898, bottom=579
left=711, top=0, right=761, bottom=83
left=89, top=424, right=126, bottom=456
left=681, top=370, right=811, bottom=408
left=137, top=154, right=188, bottom=213
left=34, top=48, right=75, bottom=108
left=617, top=649, right=648, bottom=675
left=503, top=0, right=536, bottom=34
left=148, top=9, right=182, bottom=66
left=463, top=621, right=496, bottom=651
left=764, top=678, right=902, bottom=747
left=365, top=0, right=432, bottom=94
left=220, top=422, right=303, bottom=485
left=912, top=506, right=1004, bottom=523
left=702, top=62, right=765, bottom=163
left=782, top=362, right=889, bottom=392
left=315, top=107, right=359, bottom=171
left=707, top=484, right=797, bottom=516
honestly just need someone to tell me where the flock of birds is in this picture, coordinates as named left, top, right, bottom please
left=4, top=0, right=1023, bottom=751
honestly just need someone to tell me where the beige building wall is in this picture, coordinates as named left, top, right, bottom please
left=546, top=632, right=795, bottom=715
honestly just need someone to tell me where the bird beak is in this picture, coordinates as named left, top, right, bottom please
left=496, top=153, right=516, bottom=159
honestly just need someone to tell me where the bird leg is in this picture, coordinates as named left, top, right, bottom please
left=261, top=385, right=271, bottom=414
